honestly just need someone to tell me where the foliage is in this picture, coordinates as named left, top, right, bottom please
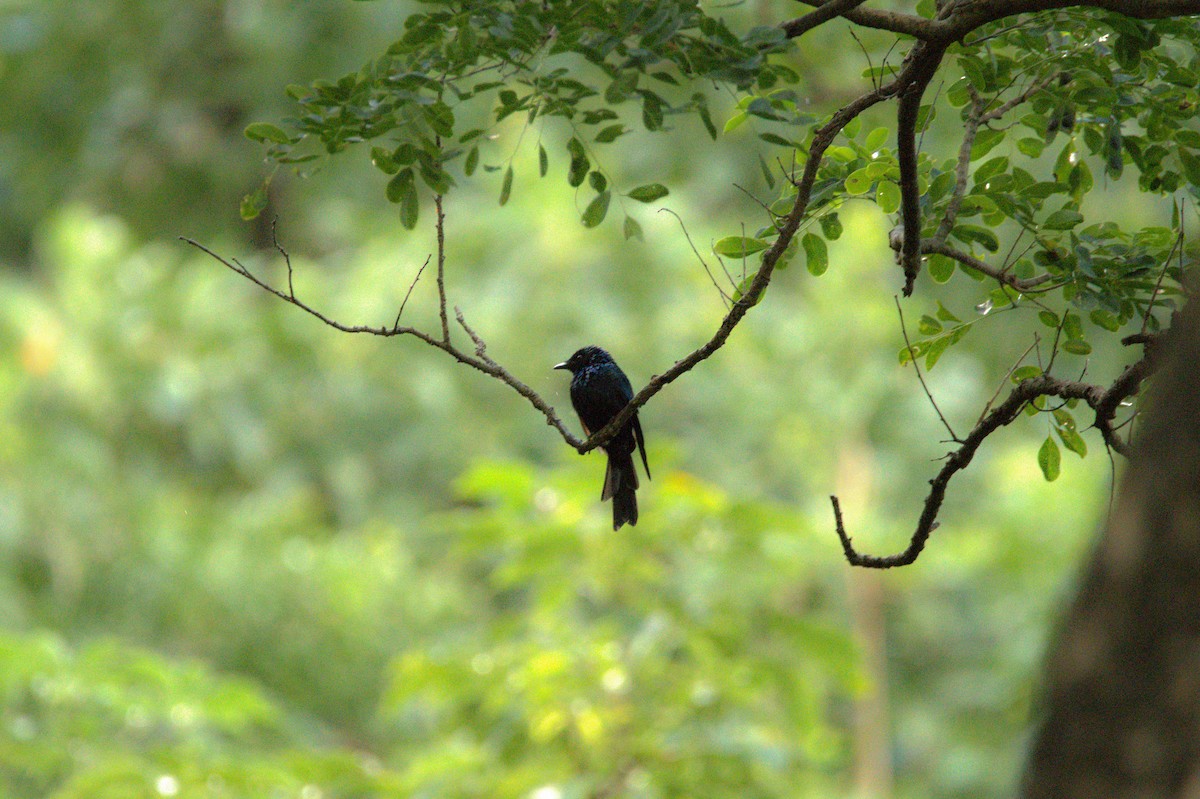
left=0, top=204, right=1109, bottom=797
left=244, top=0, right=795, bottom=230
left=0, top=630, right=405, bottom=798
left=6, top=0, right=1184, bottom=795
left=0, top=0, right=417, bottom=259
left=244, top=2, right=1198, bottom=499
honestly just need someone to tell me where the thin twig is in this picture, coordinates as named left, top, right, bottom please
left=271, top=218, right=295, bottom=299
left=896, top=296, right=959, bottom=441
left=435, top=193, right=450, bottom=344
left=394, top=254, right=432, bottom=333
left=658, top=208, right=733, bottom=306
left=1141, top=210, right=1182, bottom=334
left=978, top=337, right=1039, bottom=425
left=180, top=236, right=584, bottom=445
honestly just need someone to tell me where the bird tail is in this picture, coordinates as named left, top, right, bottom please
left=602, top=450, right=639, bottom=530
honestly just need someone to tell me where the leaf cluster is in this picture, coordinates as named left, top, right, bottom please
left=244, top=0, right=796, bottom=227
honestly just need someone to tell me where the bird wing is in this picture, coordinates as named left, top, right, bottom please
left=631, top=413, right=650, bottom=481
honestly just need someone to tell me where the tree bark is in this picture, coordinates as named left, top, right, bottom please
left=1022, top=295, right=1200, bottom=798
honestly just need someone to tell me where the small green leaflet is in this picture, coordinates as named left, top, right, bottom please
left=875, top=180, right=901, bottom=214
left=627, top=184, right=669, bottom=203
left=623, top=216, right=643, bottom=241
left=802, top=233, right=828, bottom=276
left=244, top=123, right=291, bottom=144
left=240, top=183, right=269, bottom=220
left=499, top=166, right=513, bottom=206
left=713, top=236, right=769, bottom=258
left=1038, top=435, right=1061, bottom=481
left=582, top=191, right=611, bottom=227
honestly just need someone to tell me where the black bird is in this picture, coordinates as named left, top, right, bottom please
left=554, top=346, right=651, bottom=530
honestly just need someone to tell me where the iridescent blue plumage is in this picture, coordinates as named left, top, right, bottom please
left=554, top=346, right=650, bottom=530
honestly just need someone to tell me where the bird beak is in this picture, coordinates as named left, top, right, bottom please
left=553, top=361, right=569, bottom=370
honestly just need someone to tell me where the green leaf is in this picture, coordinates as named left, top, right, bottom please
left=641, top=92, right=664, bottom=131
left=758, top=154, right=775, bottom=189
left=1038, top=435, right=1061, bottom=481
left=864, top=127, right=889, bottom=151
left=1090, top=309, right=1121, bottom=332
left=1054, top=410, right=1088, bottom=457
left=875, top=180, right=901, bottom=214
left=713, top=236, right=770, bottom=258
left=605, top=71, right=638, bottom=103
left=935, top=301, right=961, bottom=323
left=567, top=138, right=589, bottom=187
left=398, top=175, right=419, bottom=230
left=696, top=98, right=718, bottom=140
left=1063, top=312, right=1083, bottom=340
left=820, top=213, right=843, bottom=240
left=627, top=184, right=669, bottom=203
left=1178, top=147, right=1200, bottom=185
left=760, top=132, right=797, bottom=148
left=623, top=216, right=643, bottom=241
left=1017, top=137, right=1046, bottom=158
left=244, top=122, right=291, bottom=144
left=538, top=144, right=548, bottom=177
left=371, top=146, right=399, bottom=175
left=417, top=159, right=454, bottom=194
left=927, top=254, right=955, bottom=283
left=924, top=334, right=952, bottom=370
left=499, top=165, right=513, bottom=206
left=588, top=171, right=608, bottom=193
left=802, top=233, right=828, bottom=276
left=1043, top=209, right=1084, bottom=230
left=1062, top=339, right=1092, bottom=355
left=723, top=112, right=747, bottom=133
left=386, top=168, right=410, bottom=203
left=464, top=146, right=479, bottom=177
left=845, top=168, right=873, bottom=195
left=1038, top=310, right=1060, bottom=328
left=918, top=315, right=943, bottom=335
left=951, top=224, right=1000, bottom=252
left=1011, top=365, right=1042, bottom=382
left=240, top=183, right=269, bottom=220
left=581, top=190, right=611, bottom=228
left=595, top=124, right=626, bottom=143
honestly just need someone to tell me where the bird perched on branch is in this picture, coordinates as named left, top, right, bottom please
left=555, top=346, right=651, bottom=530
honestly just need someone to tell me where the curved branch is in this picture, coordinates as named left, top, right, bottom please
left=785, top=1, right=935, bottom=39
left=179, top=236, right=584, bottom=446
left=576, top=73, right=913, bottom=453
left=938, top=0, right=1200, bottom=42
left=786, top=0, right=1200, bottom=47
left=781, top=0, right=872, bottom=39
left=831, top=359, right=1157, bottom=568
left=895, top=41, right=946, bottom=295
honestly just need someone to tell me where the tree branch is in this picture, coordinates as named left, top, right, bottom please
left=575, top=73, right=911, bottom=454
left=787, top=1, right=1200, bottom=48
left=895, top=41, right=946, bottom=295
left=831, top=354, right=1158, bottom=568
left=781, top=0, right=873, bottom=39
left=435, top=194, right=450, bottom=344
left=179, top=234, right=583, bottom=446
left=920, top=240, right=1055, bottom=291
left=785, top=1, right=935, bottom=39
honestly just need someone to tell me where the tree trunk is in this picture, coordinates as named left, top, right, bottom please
left=1022, top=296, right=1200, bottom=798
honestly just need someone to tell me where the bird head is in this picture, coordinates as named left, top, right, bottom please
left=554, top=345, right=612, bottom=374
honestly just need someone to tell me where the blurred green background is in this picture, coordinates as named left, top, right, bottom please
left=0, top=1, right=1130, bottom=797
